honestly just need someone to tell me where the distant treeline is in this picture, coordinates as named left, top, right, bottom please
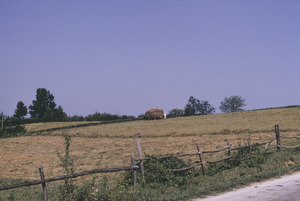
left=1, top=112, right=136, bottom=124
left=69, top=112, right=136, bottom=122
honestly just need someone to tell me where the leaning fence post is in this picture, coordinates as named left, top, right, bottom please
left=275, top=125, right=281, bottom=152
left=39, top=166, right=48, bottom=201
left=226, top=139, right=231, bottom=156
left=196, top=142, right=205, bottom=175
left=247, top=139, right=251, bottom=154
left=131, top=156, right=137, bottom=191
left=136, top=139, right=145, bottom=181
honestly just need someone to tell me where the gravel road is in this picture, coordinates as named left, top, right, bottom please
left=193, top=171, right=300, bottom=201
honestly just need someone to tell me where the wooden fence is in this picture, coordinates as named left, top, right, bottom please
left=0, top=162, right=139, bottom=201
left=135, top=125, right=300, bottom=179
left=0, top=124, right=299, bottom=200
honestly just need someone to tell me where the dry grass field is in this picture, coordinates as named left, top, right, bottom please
left=25, top=121, right=101, bottom=132
left=25, top=107, right=300, bottom=138
left=1, top=107, right=299, bottom=181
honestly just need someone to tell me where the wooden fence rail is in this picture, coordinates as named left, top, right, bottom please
left=281, top=136, right=300, bottom=139
left=0, top=163, right=139, bottom=201
left=0, top=165, right=139, bottom=192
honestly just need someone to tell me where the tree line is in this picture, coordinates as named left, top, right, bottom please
left=0, top=88, right=135, bottom=135
left=1, top=87, right=246, bottom=135
left=5, top=88, right=135, bottom=123
left=167, top=95, right=246, bottom=118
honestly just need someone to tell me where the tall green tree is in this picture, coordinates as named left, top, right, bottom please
left=29, top=88, right=67, bottom=122
left=219, top=95, right=246, bottom=113
left=1, top=112, right=4, bottom=129
left=29, top=88, right=56, bottom=119
left=13, top=101, right=28, bottom=122
left=196, top=100, right=216, bottom=115
left=54, top=106, right=68, bottom=122
left=184, top=96, right=198, bottom=116
left=184, top=96, right=215, bottom=116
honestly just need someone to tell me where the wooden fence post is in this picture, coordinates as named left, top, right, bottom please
left=226, top=139, right=231, bottom=156
left=247, top=139, right=251, bottom=154
left=196, top=142, right=205, bottom=175
left=131, top=156, right=137, bottom=191
left=136, top=139, right=145, bottom=181
left=39, top=166, right=48, bottom=201
left=275, top=125, right=281, bottom=152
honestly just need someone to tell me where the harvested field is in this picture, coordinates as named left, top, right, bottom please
left=1, top=107, right=300, bottom=181
left=29, top=107, right=300, bottom=138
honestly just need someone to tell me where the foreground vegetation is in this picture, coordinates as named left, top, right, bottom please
left=0, top=107, right=299, bottom=200
left=1, top=144, right=299, bottom=201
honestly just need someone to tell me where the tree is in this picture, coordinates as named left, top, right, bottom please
left=184, top=96, right=198, bottom=116
left=29, top=88, right=56, bottom=119
left=68, top=115, right=85, bottom=121
left=13, top=101, right=28, bottom=121
left=219, top=95, right=246, bottom=113
left=184, top=96, right=215, bottom=116
left=29, top=88, right=67, bottom=122
left=54, top=106, right=68, bottom=122
left=1, top=112, right=3, bottom=129
left=168, top=108, right=184, bottom=118
left=196, top=100, right=216, bottom=115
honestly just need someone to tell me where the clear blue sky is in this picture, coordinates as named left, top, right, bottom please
left=1, top=0, right=299, bottom=117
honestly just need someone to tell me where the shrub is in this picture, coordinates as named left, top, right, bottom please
left=75, top=176, right=111, bottom=201
left=207, top=143, right=267, bottom=175
left=229, top=143, right=266, bottom=168
left=122, top=155, right=193, bottom=188
left=0, top=125, right=26, bottom=137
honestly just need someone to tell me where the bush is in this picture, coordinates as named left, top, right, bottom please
left=207, top=143, right=267, bottom=176
left=230, top=143, right=266, bottom=169
left=0, top=125, right=26, bottom=137
left=122, top=155, right=193, bottom=188
left=75, top=176, right=111, bottom=201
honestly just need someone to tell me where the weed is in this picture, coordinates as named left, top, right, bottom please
left=56, top=134, right=76, bottom=201
left=75, top=176, right=111, bottom=201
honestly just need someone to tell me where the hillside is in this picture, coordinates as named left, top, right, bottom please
left=26, top=106, right=300, bottom=138
left=0, top=107, right=300, bottom=200
left=0, top=107, right=298, bottom=181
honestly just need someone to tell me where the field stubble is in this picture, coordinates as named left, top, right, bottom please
left=1, top=107, right=300, bottom=181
